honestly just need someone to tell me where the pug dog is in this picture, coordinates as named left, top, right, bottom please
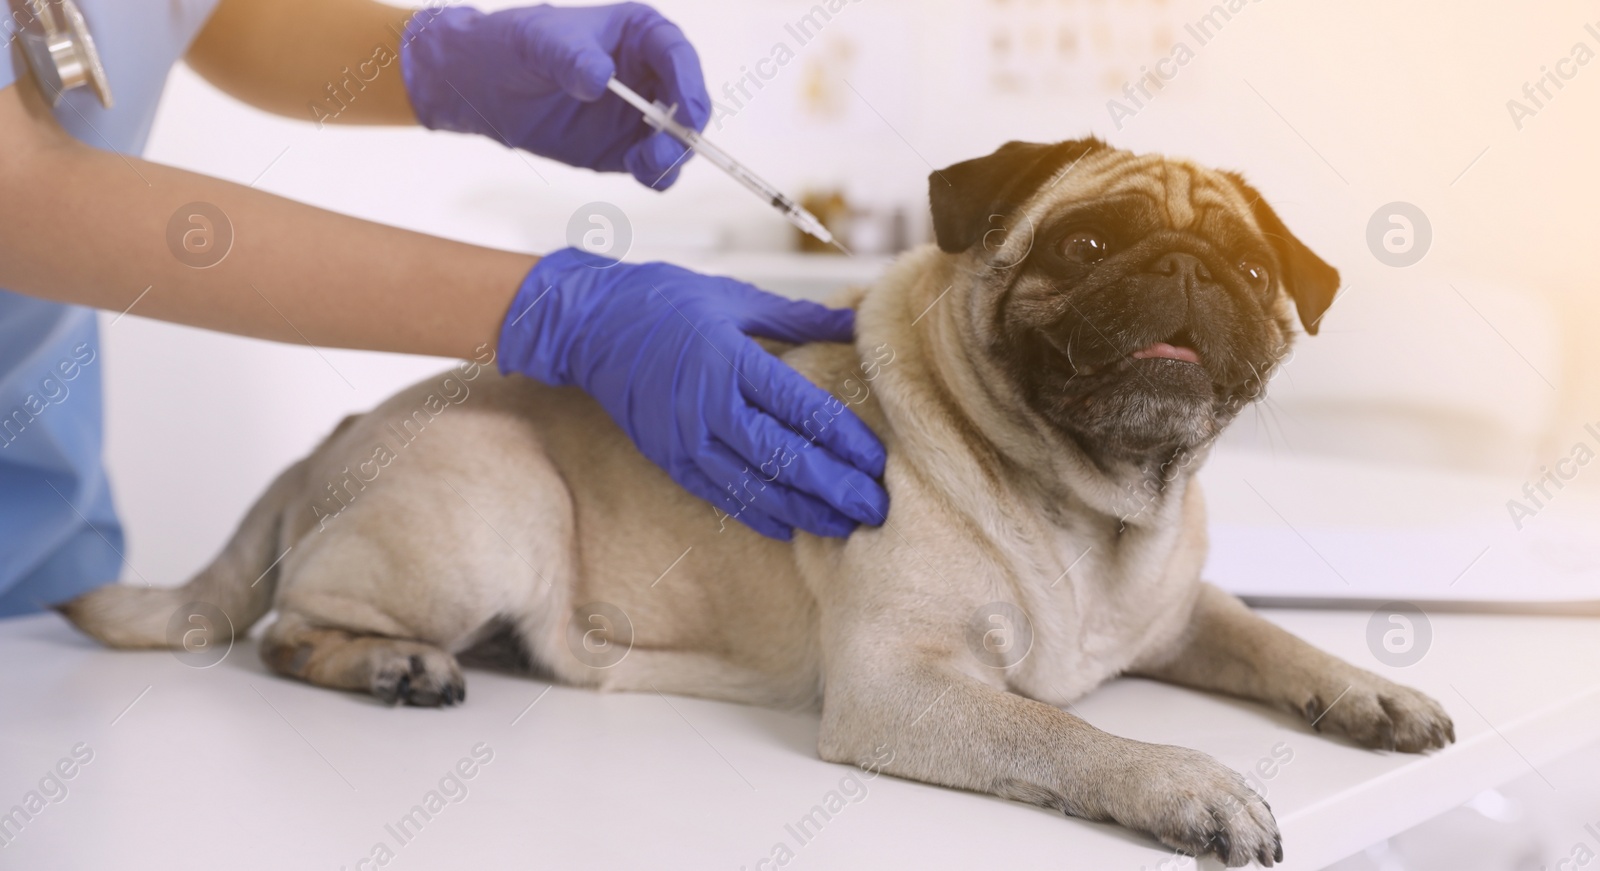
left=62, top=138, right=1454, bottom=867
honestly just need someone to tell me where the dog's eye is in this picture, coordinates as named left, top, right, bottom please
left=1061, top=230, right=1112, bottom=264
left=1239, top=260, right=1271, bottom=294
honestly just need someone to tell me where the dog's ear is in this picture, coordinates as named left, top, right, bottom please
left=1224, top=173, right=1341, bottom=336
left=929, top=138, right=1105, bottom=254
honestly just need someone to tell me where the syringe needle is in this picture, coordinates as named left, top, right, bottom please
left=605, top=78, right=839, bottom=249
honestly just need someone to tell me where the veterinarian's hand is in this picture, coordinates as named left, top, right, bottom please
left=400, top=2, right=709, bottom=189
left=498, top=249, right=890, bottom=540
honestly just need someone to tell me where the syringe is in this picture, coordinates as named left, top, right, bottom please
left=605, top=78, right=840, bottom=250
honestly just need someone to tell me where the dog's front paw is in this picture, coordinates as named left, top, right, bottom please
left=1301, top=677, right=1454, bottom=752
left=1111, top=745, right=1282, bottom=868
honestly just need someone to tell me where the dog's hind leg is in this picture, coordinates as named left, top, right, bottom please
left=257, top=448, right=572, bottom=706
left=262, top=611, right=467, bottom=707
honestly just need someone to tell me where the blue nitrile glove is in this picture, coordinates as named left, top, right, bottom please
left=499, top=249, right=890, bottom=540
left=400, top=3, right=710, bottom=189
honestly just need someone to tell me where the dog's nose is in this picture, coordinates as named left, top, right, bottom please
left=1149, top=252, right=1212, bottom=285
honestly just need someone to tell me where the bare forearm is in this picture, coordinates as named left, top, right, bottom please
left=187, top=0, right=420, bottom=126
left=0, top=83, right=532, bottom=359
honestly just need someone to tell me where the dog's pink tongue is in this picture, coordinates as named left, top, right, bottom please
left=1131, top=342, right=1202, bottom=365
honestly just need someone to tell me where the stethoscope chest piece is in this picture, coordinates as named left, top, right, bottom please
left=15, top=0, right=113, bottom=108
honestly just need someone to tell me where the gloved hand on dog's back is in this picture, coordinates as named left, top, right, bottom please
left=497, top=248, right=890, bottom=540
left=401, top=2, right=710, bottom=189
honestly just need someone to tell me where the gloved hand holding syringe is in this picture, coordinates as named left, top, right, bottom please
left=605, top=78, right=842, bottom=251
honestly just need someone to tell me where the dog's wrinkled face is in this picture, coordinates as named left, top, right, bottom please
left=930, top=139, right=1341, bottom=466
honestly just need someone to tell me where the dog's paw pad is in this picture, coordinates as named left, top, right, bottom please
left=371, top=647, right=466, bottom=708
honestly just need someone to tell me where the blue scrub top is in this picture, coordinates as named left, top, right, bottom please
left=0, top=0, right=219, bottom=615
